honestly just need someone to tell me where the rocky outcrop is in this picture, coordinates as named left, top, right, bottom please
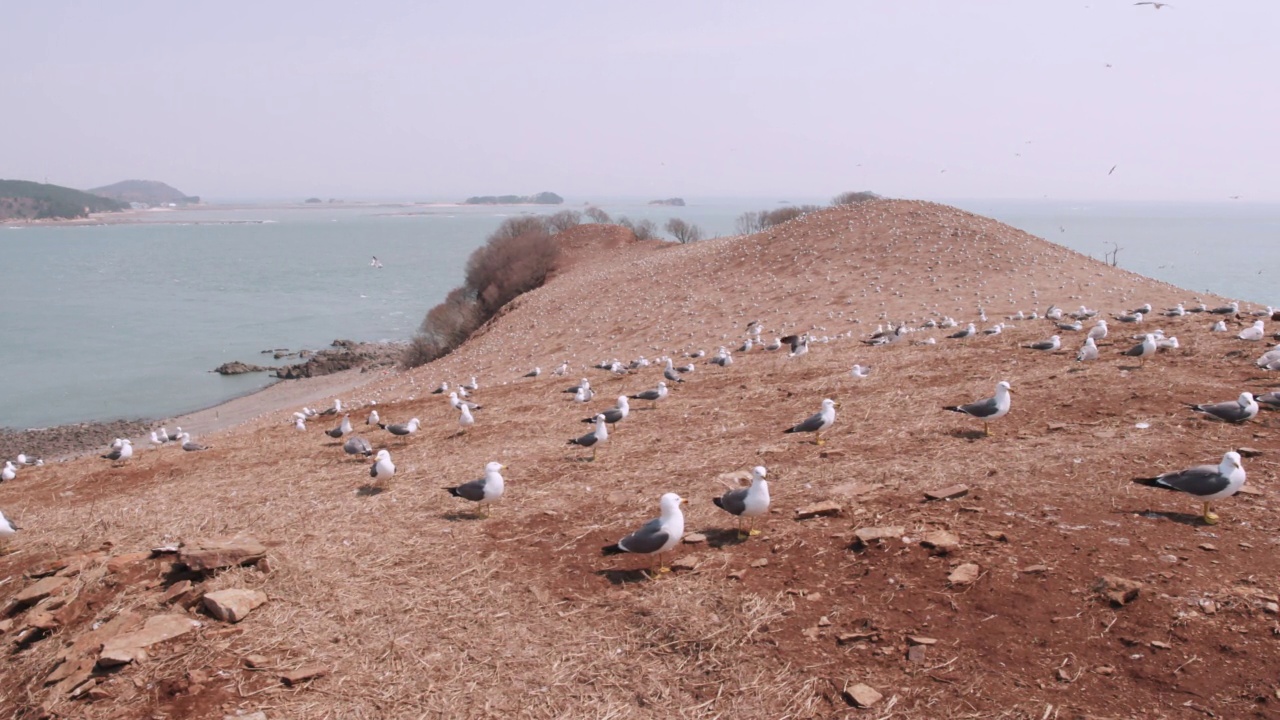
left=275, top=340, right=402, bottom=379
left=213, top=361, right=271, bottom=375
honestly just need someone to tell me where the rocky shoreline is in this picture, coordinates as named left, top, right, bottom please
left=213, top=339, right=403, bottom=379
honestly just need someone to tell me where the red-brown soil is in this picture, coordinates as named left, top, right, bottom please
left=2, top=200, right=1279, bottom=719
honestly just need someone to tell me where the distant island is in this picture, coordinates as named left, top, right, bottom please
left=88, top=179, right=199, bottom=207
left=0, top=179, right=128, bottom=221
left=464, top=191, right=563, bottom=205
left=648, top=197, right=685, bottom=206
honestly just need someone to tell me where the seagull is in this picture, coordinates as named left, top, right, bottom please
left=782, top=334, right=809, bottom=357
left=784, top=398, right=837, bottom=446
left=1129, top=303, right=1153, bottom=315
left=1134, top=2, right=1172, bottom=9
left=944, top=381, right=1012, bottom=437
left=458, top=405, right=475, bottom=434
left=1133, top=451, right=1244, bottom=525
left=662, top=358, right=684, bottom=384
left=318, top=399, right=343, bottom=417
left=628, top=381, right=668, bottom=407
left=947, top=323, right=977, bottom=339
left=1113, top=312, right=1143, bottom=324
left=1211, top=320, right=1228, bottom=332
left=1239, top=320, right=1265, bottom=341
left=102, top=439, right=133, bottom=462
left=740, top=338, right=754, bottom=353
left=449, top=392, right=481, bottom=412
left=366, top=409, right=380, bottom=426
left=601, top=492, right=687, bottom=576
left=1121, top=334, right=1157, bottom=366
left=149, top=431, right=166, bottom=447
left=15, top=453, right=41, bottom=466
left=343, top=436, right=374, bottom=457
left=1077, top=337, right=1099, bottom=362
left=675, top=362, right=696, bottom=374
left=0, top=509, right=17, bottom=553
left=370, top=449, right=395, bottom=485
left=523, top=367, right=541, bottom=378
left=178, top=433, right=209, bottom=452
left=570, top=414, right=609, bottom=461
left=165, top=426, right=183, bottom=441
left=1210, top=301, right=1239, bottom=315
left=573, top=386, right=594, bottom=403
left=463, top=377, right=479, bottom=392
left=326, top=414, right=352, bottom=439
left=983, top=323, right=1004, bottom=336
left=1187, top=392, right=1258, bottom=424
left=1164, top=304, right=1186, bottom=317
left=445, top=461, right=506, bottom=517
left=2, top=462, right=15, bottom=482
left=432, top=382, right=448, bottom=395
left=1158, top=336, right=1180, bottom=350
left=552, top=361, right=569, bottom=376
left=1025, top=335, right=1061, bottom=352
left=713, top=466, right=770, bottom=539
left=851, top=364, right=871, bottom=378
left=710, top=349, right=733, bottom=366
left=764, top=337, right=782, bottom=351
left=563, top=378, right=590, bottom=395
left=1057, top=321, right=1083, bottom=332
left=1254, top=391, right=1280, bottom=410
left=583, top=396, right=630, bottom=430
left=294, top=416, right=306, bottom=431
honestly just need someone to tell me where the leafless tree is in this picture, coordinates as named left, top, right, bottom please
left=546, top=210, right=582, bottom=233
left=583, top=206, right=611, bottom=224
left=1104, top=242, right=1122, bottom=267
left=665, top=218, right=704, bottom=244
left=617, top=217, right=659, bottom=241
left=735, top=211, right=764, bottom=235
left=831, top=190, right=881, bottom=206
left=489, top=216, right=548, bottom=241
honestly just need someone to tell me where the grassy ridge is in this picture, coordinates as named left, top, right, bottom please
left=0, top=179, right=128, bottom=220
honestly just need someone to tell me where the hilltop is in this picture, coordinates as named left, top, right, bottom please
left=0, top=179, right=128, bottom=221
left=464, top=191, right=563, bottom=205
left=3, top=200, right=1278, bottom=719
left=87, top=180, right=199, bottom=206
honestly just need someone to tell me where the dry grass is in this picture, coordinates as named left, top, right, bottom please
left=3, top=200, right=1278, bottom=719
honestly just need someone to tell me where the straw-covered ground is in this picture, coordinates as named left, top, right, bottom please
left=3, top=200, right=1280, bottom=719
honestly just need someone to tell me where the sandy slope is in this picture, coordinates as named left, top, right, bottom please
left=3, top=200, right=1279, bottom=719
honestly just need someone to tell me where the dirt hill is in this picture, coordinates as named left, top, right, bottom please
left=2, top=200, right=1278, bottom=719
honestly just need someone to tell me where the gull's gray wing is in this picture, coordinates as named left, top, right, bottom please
left=715, top=487, right=749, bottom=517
left=1190, top=401, right=1250, bottom=422
left=618, top=518, right=670, bottom=554
left=630, top=389, right=661, bottom=401
left=1151, top=465, right=1231, bottom=497
left=957, top=396, right=999, bottom=419
left=452, top=477, right=488, bottom=502
left=787, top=411, right=826, bottom=433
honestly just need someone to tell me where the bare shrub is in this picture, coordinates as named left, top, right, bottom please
left=831, top=190, right=881, bottom=206
left=465, top=227, right=560, bottom=316
left=490, top=216, right=548, bottom=241
left=584, top=206, right=611, bottom=224
left=735, top=211, right=764, bottom=235
left=617, top=217, right=659, bottom=241
left=761, top=205, right=821, bottom=228
left=546, top=209, right=582, bottom=234
left=665, top=218, right=704, bottom=244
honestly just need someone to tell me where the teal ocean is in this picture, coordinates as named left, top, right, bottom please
left=2, top=198, right=1277, bottom=430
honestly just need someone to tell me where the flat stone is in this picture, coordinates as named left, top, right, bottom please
left=280, top=664, right=328, bottom=686
left=98, top=614, right=200, bottom=667
left=948, top=563, right=980, bottom=585
left=1020, top=564, right=1050, bottom=574
left=1056, top=668, right=1073, bottom=683
left=818, top=449, right=846, bottom=459
left=243, top=654, right=271, bottom=669
left=907, top=645, right=927, bottom=663
left=1198, top=543, right=1217, bottom=552
left=728, top=569, right=747, bottom=581
left=1237, top=447, right=1263, bottom=458
left=9, top=576, right=69, bottom=614
left=106, top=552, right=152, bottom=573
left=908, top=636, right=938, bottom=646
left=1092, top=575, right=1143, bottom=606
left=1264, top=602, right=1279, bottom=615
left=984, top=530, right=1008, bottom=542
left=223, top=713, right=267, bottom=720
left=1150, top=640, right=1172, bottom=650
left=924, top=484, right=969, bottom=501
left=1237, top=484, right=1262, bottom=496
left=795, top=501, right=842, bottom=520
left=160, top=580, right=195, bottom=605
left=837, top=631, right=876, bottom=644
left=25, top=611, right=59, bottom=631
left=830, top=481, right=884, bottom=498
left=682, top=533, right=707, bottom=544
left=1094, top=665, right=1115, bottom=676
left=670, top=557, right=699, bottom=572
left=178, top=537, right=267, bottom=574
left=920, top=530, right=960, bottom=553
left=843, top=682, right=883, bottom=708
left=855, top=526, right=905, bottom=545
left=750, top=558, right=769, bottom=568
left=203, top=589, right=268, bottom=623
left=817, top=616, right=832, bottom=627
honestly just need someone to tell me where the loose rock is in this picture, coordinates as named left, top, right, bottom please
left=98, top=614, right=200, bottom=667
left=203, top=589, right=269, bottom=623
left=280, top=664, right=328, bottom=686
left=855, top=526, right=905, bottom=545
left=924, top=484, right=969, bottom=501
left=178, top=537, right=267, bottom=574
left=843, top=682, right=883, bottom=708
left=682, top=533, right=707, bottom=544
left=1093, top=575, right=1143, bottom=606
left=795, top=501, right=842, bottom=520
left=920, top=530, right=960, bottom=554
left=948, top=563, right=980, bottom=585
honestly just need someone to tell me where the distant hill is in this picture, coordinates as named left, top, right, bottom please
left=0, top=179, right=129, bottom=221
left=648, top=197, right=686, bottom=206
left=464, top=191, right=563, bottom=205
left=87, top=179, right=199, bottom=206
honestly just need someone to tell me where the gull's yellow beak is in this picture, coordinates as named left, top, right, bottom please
left=681, top=498, right=689, bottom=505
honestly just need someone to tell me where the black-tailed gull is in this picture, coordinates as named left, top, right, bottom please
left=944, top=381, right=1012, bottom=436
left=343, top=436, right=374, bottom=457
left=601, top=492, right=687, bottom=575
left=2, top=462, right=15, bottom=482
left=629, top=381, right=668, bottom=406
left=663, top=358, right=684, bottom=383
left=102, top=439, right=133, bottom=462
left=947, top=323, right=976, bottom=339
left=179, top=433, right=209, bottom=452
left=1133, top=451, right=1246, bottom=524
left=1255, top=390, right=1280, bottom=409
left=326, top=414, right=352, bottom=438
left=1210, top=301, right=1239, bottom=315
left=449, top=392, right=481, bottom=411
left=523, top=367, right=541, bottom=378
left=1121, top=334, right=1157, bottom=365
left=1087, top=320, right=1108, bottom=342
left=1077, top=337, right=1099, bottom=362
left=784, top=398, right=837, bottom=445
left=1239, top=320, right=1265, bottom=341
left=851, top=364, right=871, bottom=378
left=445, top=461, right=506, bottom=517
left=0, top=509, right=17, bottom=553
left=1026, top=335, right=1060, bottom=351
left=367, top=409, right=380, bottom=425
left=714, top=466, right=770, bottom=539
left=582, top=396, right=629, bottom=430
left=570, top=414, right=609, bottom=460
left=458, top=405, right=475, bottom=434
left=370, top=449, right=395, bottom=485
left=1187, top=392, right=1258, bottom=423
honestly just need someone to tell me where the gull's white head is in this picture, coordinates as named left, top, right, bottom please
left=408, top=418, right=421, bottom=429
left=657, top=381, right=667, bottom=390
left=659, top=492, right=686, bottom=513
left=752, top=466, right=768, bottom=481
left=485, top=461, right=504, bottom=474
left=1221, top=451, right=1243, bottom=474
left=1239, top=392, right=1256, bottom=406
left=821, top=398, right=836, bottom=410
left=996, top=381, right=1012, bottom=394
left=375, top=449, right=391, bottom=462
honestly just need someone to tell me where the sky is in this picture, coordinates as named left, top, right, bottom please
left=2, top=1, right=1277, bottom=203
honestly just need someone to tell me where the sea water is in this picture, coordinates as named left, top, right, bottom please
left=1, top=198, right=1276, bottom=429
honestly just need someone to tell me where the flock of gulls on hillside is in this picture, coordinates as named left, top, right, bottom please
left=2, top=298, right=1279, bottom=569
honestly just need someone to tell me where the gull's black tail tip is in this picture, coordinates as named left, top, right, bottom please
left=1132, top=477, right=1164, bottom=489
left=601, top=544, right=625, bottom=556
left=943, top=406, right=962, bottom=413
left=712, top=497, right=725, bottom=510
left=445, top=487, right=461, bottom=497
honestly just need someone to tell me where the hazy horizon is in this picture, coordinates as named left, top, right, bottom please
left=4, top=2, right=1276, bottom=203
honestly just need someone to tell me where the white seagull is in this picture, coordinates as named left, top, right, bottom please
left=601, top=492, right=687, bottom=575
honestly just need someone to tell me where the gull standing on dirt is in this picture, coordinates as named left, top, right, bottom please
left=294, top=415, right=306, bottom=431
left=552, top=361, right=569, bottom=376
left=1121, top=334, right=1157, bottom=366
left=1211, top=320, right=1228, bottom=332
left=458, top=405, right=475, bottom=434
left=432, top=382, right=448, bottom=395
left=102, top=439, right=133, bottom=463
left=370, top=449, right=395, bottom=485
left=784, top=398, right=837, bottom=445
left=343, top=436, right=374, bottom=457
left=851, top=364, right=871, bottom=378
left=663, top=358, right=684, bottom=384
left=1186, top=392, right=1258, bottom=424
left=629, top=381, right=668, bottom=407
left=178, top=433, right=209, bottom=452
left=1025, top=335, right=1061, bottom=352
left=0, top=509, right=17, bottom=553
left=944, top=381, right=1012, bottom=437
left=713, top=466, right=770, bottom=539
left=1133, top=451, right=1245, bottom=525
left=383, top=417, right=422, bottom=436
left=449, top=392, right=481, bottom=412
left=947, top=323, right=977, bottom=339
left=1077, top=337, right=1099, bottom=362
left=2, top=462, right=15, bottom=482
left=570, top=414, right=609, bottom=461
left=1087, top=320, right=1108, bottom=342
left=582, top=396, right=629, bottom=432
left=601, top=492, right=687, bottom=575
left=366, top=409, right=380, bottom=426
left=326, top=414, right=352, bottom=439
left=1210, top=301, right=1239, bottom=315
left=319, top=399, right=343, bottom=417
left=1239, top=320, right=1265, bottom=341
left=445, top=461, right=506, bottom=517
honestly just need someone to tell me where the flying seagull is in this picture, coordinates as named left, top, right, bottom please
left=1134, top=1, right=1171, bottom=8
left=1186, top=392, right=1258, bottom=424
left=445, top=461, right=506, bottom=517
left=784, top=398, right=837, bottom=445
left=944, top=381, right=1012, bottom=436
left=713, top=466, right=770, bottom=539
left=601, top=492, right=687, bottom=576
left=1133, top=451, right=1244, bottom=525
